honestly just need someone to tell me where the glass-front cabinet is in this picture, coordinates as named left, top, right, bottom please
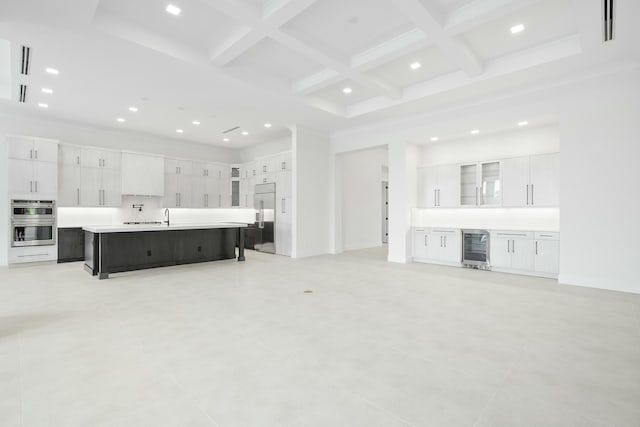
left=460, top=161, right=501, bottom=206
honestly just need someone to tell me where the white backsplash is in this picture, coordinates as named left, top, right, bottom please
left=412, top=207, right=560, bottom=231
left=58, top=195, right=255, bottom=227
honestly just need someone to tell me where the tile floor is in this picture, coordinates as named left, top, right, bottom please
left=1, top=247, right=639, bottom=427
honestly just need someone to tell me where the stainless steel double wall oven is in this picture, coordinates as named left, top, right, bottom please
left=10, top=199, right=56, bottom=247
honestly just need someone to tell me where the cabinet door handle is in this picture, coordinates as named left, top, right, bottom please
left=30, top=181, right=33, bottom=192
left=526, top=185, right=529, bottom=205
left=424, top=235, right=427, bottom=246
left=434, top=189, right=437, bottom=207
left=77, top=188, right=80, bottom=205
left=35, top=181, right=38, bottom=192
left=176, top=193, right=179, bottom=207
left=76, top=156, right=80, bottom=165
left=531, top=184, right=534, bottom=205
left=30, top=149, right=33, bottom=159
left=512, top=239, right=515, bottom=253
left=440, top=236, right=443, bottom=247
left=475, top=187, right=478, bottom=205
left=444, top=236, right=447, bottom=247
left=535, top=241, right=538, bottom=255
left=507, top=240, right=510, bottom=253
left=263, top=165, right=267, bottom=173
left=282, top=161, right=286, bottom=170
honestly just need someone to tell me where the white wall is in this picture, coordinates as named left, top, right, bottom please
left=337, top=147, right=387, bottom=251
left=420, top=125, right=559, bottom=166
left=292, top=125, right=330, bottom=258
left=558, top=74, right=640, bottom=293
left=238, top=135, right=292, bottom=163
left=0, top=109, right=239, bottom=162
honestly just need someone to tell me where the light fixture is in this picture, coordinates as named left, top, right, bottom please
left=128, top=106, right=138, bottom=112
left=470, top=129, right=480, bottom=135
left=176, top=129, right=184, bottom=133
left=241, top=131, right=249, bottom=136
left=342, top=87, right=353, bottom=94
left=410, top=62, right=422, bottom=70
left=510, top=24, right=525, bottom=34
left=166, top=4, right=181, bottom=16
left=45, top=67, right=59, bottom=75
left=264, top=123, right=272, bottom=128
left=41, top=88, right=53, bottom=94
left=37, top=103, right=48, bottom=108
left=518, top=121, right=529, bottom=126
left=117, top=118, right=125, bottom=122
left=192, top=120, right=200, bottom=125
left=430, top=137, right=439, bottom=142
left=223, top=138, right=229, bottom=142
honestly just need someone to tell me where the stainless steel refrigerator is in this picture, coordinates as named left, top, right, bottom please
left=254, top=183, right=276, bottom=253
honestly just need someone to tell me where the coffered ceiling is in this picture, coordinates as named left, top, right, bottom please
left=0, top=0, right=638, bottom=146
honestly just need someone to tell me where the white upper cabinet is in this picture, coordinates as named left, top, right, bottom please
left=530, top=153, right=559, bottom=207
left=460, top=161, right=501, bottom=206
left=163, top=158, right=192, bottom=208
left=121, top=153, right=164, bottom=196
left=418, top=164, right=459, bottom=208
left=8, top=136, right=58, bottom=162
left=7, top=137, right=58, bottom=199
left=502, top=153, right=559, bottom=207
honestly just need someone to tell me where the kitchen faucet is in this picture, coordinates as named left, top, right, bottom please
left=164, top=208, right=170, bottom=226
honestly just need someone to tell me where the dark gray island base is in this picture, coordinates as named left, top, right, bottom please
left=84, top=224, right=246, bottom=279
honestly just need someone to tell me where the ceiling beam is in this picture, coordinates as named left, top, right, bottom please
left=445, top=0, right=543, bottom=35
left=207, top=0, right=318, bottom=66
left=391, top=0, right=483, bottom=77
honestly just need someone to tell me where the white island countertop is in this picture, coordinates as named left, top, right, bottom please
left=83, top=222, right=250, bottom=233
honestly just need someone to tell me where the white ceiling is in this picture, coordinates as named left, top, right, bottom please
left=0, top=0, right=638, bottom=147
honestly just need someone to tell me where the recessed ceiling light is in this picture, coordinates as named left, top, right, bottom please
left=192, top=120, right=200, bottom=125
left=176, top=129, right=184, bottom=133
left=342, top=87, right=353, bottom=94
left=128, top=106, right=138, bottom=112
left=510, top=24, right=525, bottom=34
left=223, top=138, right=229, bottom=142
left=410, top=62, right=422, bottom=70
left=37, top=103, right=48, bottom=108
left=430, top=137, right=439, bottom=142
left=264, top=123, right=272, bottom=128
left=45, top=67, right=59, bottom=75
left=41, top=88, right=53, bottom=94
left=166, top=4, right=181, bottom=16
left=116, top=118, right=125, bottom=122
left=470, top=129, right=480, bottom=135
left=518, top=121, right=529, bottom=126
left=241, top=131, right=249, bottom=136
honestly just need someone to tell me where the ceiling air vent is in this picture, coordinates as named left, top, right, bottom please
left=223, top=126, right=240, bottom=134
left=19, top=84, right=28, bottom=103
left=603, top=0, right=615, bottom=42
left=20, top=45, right=31, bottom=75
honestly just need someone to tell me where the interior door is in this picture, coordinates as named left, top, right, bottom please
left=530, top=153, right=560, bottom=207
left=502, top=156, right=531, bottom=207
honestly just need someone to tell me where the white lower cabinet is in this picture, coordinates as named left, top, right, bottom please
left=413, top=228, right=461, bottom=265
left=490, top=230, right=559, bottom=278
left=534, top=232, right=560, bottom=275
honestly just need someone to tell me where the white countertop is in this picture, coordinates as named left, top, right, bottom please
left=83, top=222, right=250, bottom=233
left=412, top=225, right=560, bottom=232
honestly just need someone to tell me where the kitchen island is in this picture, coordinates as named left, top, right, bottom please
left=83, top=223, right=247, bottom=279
